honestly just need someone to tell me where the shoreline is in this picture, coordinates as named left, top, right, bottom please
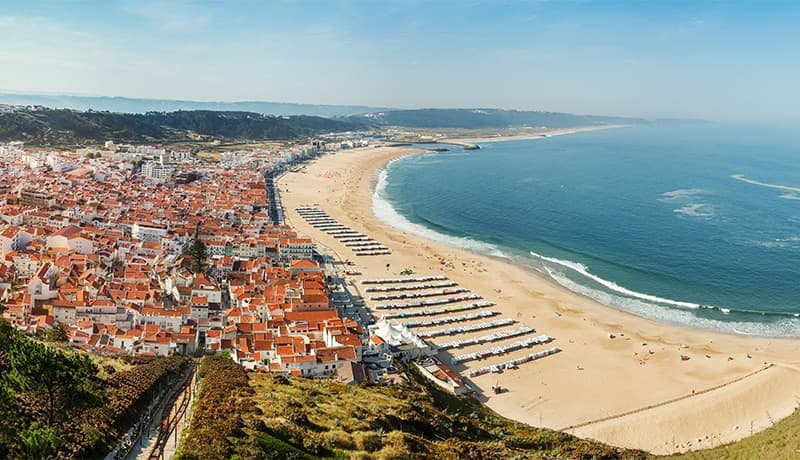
left=278, top=129, right=800, bottom=454
left=438, top=124, right=630, bottom=144
left=378, top=129, right=797, bottom=339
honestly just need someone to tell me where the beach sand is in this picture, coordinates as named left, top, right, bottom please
left=278, top=131, right=800, bottom=455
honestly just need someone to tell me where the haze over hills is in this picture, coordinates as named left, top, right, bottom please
left=0, top=91, right=389, bottom=118
left=343, top=108, right=647, bottom=129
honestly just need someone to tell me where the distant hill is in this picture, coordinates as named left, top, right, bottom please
left=0, top=91, right=389, bottom=117
left=0, top=108, right=366, bottom=145
left=343, top=108, right=647, bottom=129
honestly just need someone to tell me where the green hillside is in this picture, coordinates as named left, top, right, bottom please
left=177, top=355, right=646, bottom=459
left=0, top=319, right=187, bottom=459
left=0, top=108, right=365, bottom=146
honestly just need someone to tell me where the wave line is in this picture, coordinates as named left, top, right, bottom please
left=731, top=174, right=800, bottom=193
left=530, top=250, right=704, bottom=309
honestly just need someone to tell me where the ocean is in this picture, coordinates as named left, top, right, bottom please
left=374, top=124, right=800, bottom=337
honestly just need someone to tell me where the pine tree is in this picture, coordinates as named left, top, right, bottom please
left=189, top=239, right=208, bottom=274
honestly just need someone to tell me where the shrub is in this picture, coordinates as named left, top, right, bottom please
left=352, top=431, right=382, bottom=453
left=325, top=430, right=355, bottom=450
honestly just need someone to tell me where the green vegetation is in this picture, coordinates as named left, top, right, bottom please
left=0, top=108, right=365, bottom=146
left=343, top=108, right=647, bottom=129
left=1, top=321, right=794, bottom=459
left=181, top=355, right=800, bottom=459
left=0, top=105, right=652, bottom=147
left=45, top=323, right=69, bottom=343
left=179, top=355, right=645, bottom=459
left=105, top=355, right=188, bottom=433
left=0, top=319, right=187, bottom=458
left=665, top=407, right=800, bottom=460
left=188, top=239, right=208, bottom=275
left=178, top=355, right=259, bottom=459
left=0, top=320, right=105, bottom=458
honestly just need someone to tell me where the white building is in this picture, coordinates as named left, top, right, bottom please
left=131, top=222, right=168, bottom=243
left=279, top=238, right=314, bottom=261
left=46, top=225, right=94, bottom=254
left=141, top=161, right=175, bottom=183
left=1, top=225, right=32, bottom=256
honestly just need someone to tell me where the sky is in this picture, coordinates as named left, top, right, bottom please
left=1, top=0, right=799, bottom=123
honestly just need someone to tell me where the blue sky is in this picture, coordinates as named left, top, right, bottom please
left=1, top=1, right=799, bottom=122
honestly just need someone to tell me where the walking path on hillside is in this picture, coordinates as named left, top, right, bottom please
left=124, top=360, right=198, bottom=460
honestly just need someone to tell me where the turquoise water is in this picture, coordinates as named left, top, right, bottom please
left=374, top=124, right=800, bottom=337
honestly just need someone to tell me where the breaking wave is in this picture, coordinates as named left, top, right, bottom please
left=373, top=159, right=509, bottom=259
left=731, top=174, right=800, bottom=194
left=529, top=250, right=800, bottom=337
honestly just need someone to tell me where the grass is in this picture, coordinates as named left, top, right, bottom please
left=663, top=407, right=800, bottom=460
left=243, top=365, right=645, bottom=459
left=181, top=354, right=800, bottom=459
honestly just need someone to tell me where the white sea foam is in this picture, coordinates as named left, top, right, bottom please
left=530, top=250, right=703, bottom=309
left=731, top=174, right=800, bottom=194
left=373, top=165, right=509, bottom=258
left=753, top=235, right=800, bottom=250
left=779, top=193, right=800, bottom=201
left=658, top=189, right=714, bottom=219
left=658, top=188, right=706, bottom=202
left=540, top=263, right=800, bottom=337
left=673, top=203, right=714, bottom=218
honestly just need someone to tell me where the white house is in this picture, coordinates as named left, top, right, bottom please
left=46, top=225, right=94, bottom=254
left=1, top=225, right=33, bottom=257
left=27, top=262, right=59, bottom=301
left=131, top=222, right=168, bottom=243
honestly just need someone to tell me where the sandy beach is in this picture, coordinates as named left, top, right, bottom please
left=278, top=130, right=800, bottom=455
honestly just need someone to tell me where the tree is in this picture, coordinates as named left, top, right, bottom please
left=2, top=337, right=102, bottom=428
left=15, top=422, right=60, bottom=459
left=189, top=239, right=208, bottom=274
left=45, top=323, right=68, bottom=343
left=0, top=320, right=112, bottom=458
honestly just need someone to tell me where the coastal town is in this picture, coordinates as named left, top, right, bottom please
left=0, top=136, right=560, bottom=396
left=2, top=129, right=799, bottom=456
left=4, top=1, right=800, bottom=457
